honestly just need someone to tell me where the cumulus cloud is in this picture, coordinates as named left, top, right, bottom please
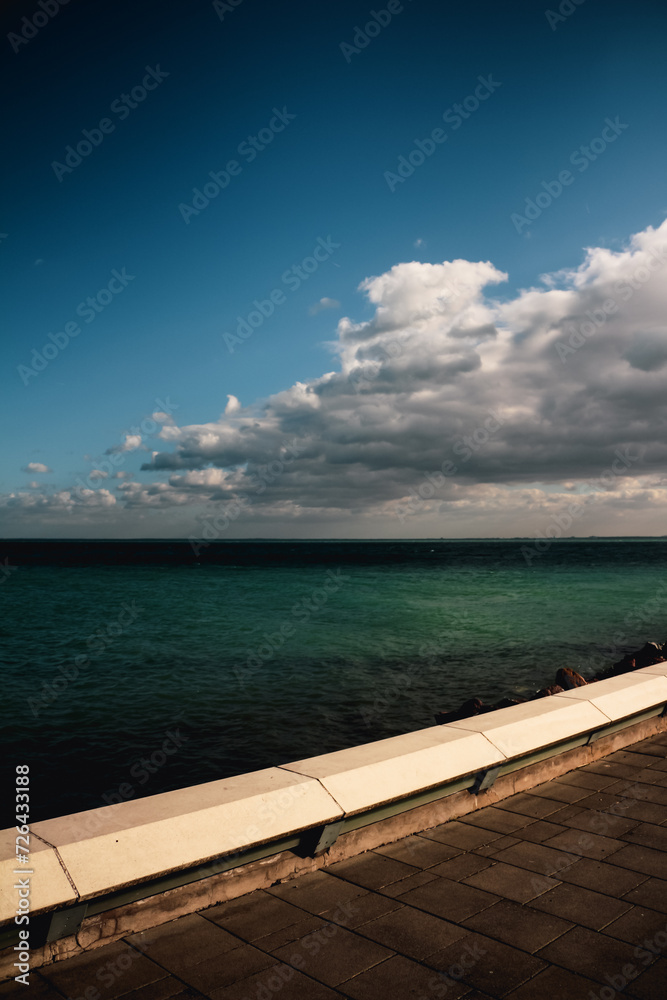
left=309, top=297, right=341, bottom=315
left=22, top=462, right=52, bottom=473
left=6, top=220, right=667, bottom=535
left=105, top=434, right=142, bottom=455
left=88, top=469, right=108, bottom=480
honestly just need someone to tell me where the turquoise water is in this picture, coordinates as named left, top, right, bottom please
left=2, top=540, right=667, bottom=823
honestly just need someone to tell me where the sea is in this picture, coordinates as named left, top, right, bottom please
left=2, top=538, right=667, bottom=826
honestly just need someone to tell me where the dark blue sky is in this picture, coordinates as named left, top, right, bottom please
left=2, top=0, right=667, bottom=537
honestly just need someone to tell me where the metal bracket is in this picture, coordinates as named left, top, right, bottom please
left=298, top=819, right=345, bottom=857
left=46, top=903, right=89, bottom=943
left=468, top=766, right=501, bottom=795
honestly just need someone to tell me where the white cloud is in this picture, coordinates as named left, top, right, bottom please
left=309, top=297, right=341, bottom=315
left=88, top=469, right=109, bottom=480
left=22, top=462, right=52, bottom=473
left=225, top=394, right=241, bottom=415
left=105, top=434, right=142, bottom=455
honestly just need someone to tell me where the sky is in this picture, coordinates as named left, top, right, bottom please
left=2, top=0, right=667, bottom=539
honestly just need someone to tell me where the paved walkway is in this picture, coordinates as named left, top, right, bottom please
left=6, top=732, right=667, bottom=1000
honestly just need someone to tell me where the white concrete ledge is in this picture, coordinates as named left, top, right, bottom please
left=280, top=726, right=504, bottom=815
left=1, top=667, right=666, bottom=926
left=29, top=768, right=342, bottom=901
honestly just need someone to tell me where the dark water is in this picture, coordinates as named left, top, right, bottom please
left=2, top=539, right=667, bottom=826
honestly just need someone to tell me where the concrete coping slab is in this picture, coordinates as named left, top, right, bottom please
left=0, top=829, right=76, bottom=924
left=553, top=669, right=667, bottom=721
left=446, top=696, right=610, bottom=758
left=24, top=768, right=342, bottom=903
left=279, top=726, right=504, bottom=815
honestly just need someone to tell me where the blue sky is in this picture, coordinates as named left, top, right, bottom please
left=2, top=0, right=667, bottom=537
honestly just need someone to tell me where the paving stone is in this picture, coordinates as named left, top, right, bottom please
left=326, top=852, right=420, bottom=890
left=602, top=905, right=667, bottom=945
left=608, top=844, right=667, bottom=880
left=356, top=904, right=467, bottom=960
left=646, top=756, right=667, bottom=771
left=39, top=940, right=169, bottom=1000
left=503, top=963, right=605, bottom=1000
left=546, top=803, right=638, bottom=838
left=252, top=914, right=327, bottom=952
left=490, top=840, right=577, bottom=875
left=420, top=820, right=502, bottom=850
left=536, top=925, right=644, bottom=985
left=463, top=861, right=560, bottom=903
left=341, top=953, right=471, bottom=1000
left=529, top=880, right=633, bottom=930
left=621, top=877, right=667, bottom=914
left=472, top=835, right=521, bottom=856
left=606, top=750, right=662, bottom=768
left=271, top=923, right=393, bottom=987
left=376, top=870, right=440, bottom=898
left=429, top=931, right=547, bottom=996
left=543, top=827, right=625, bottom=861
left=558, top=769, right=619, bottom=790
left=398, top=877, right=499, bottom=923
left=267, top=870, right=366, bottom=914
left=462, top=898, right=573, bottom=953
left=429, top=854, right=494, bottom=882
left=127, top=913, right=243, bottom=969
left=203, top=890, right=322, bottom=942
left=499, top=793, right=570, bottom=819
left=631, top=738, right=667, bottom=757
left=208, top=963, right=341, bottom=1000
left=583, top=760, right=645, bottom=780
left=116, top=981, right=201, bottom=1000
left=606, top=779, right=667, bottom=807
left=3, top=977, right=70, bottom=1000
left=461, top=807, right=531, bottom=835
left=528, top=779, right=591, bottom=803
left=622, top=822, right=667, bottom=851
left=558, top=857, right=647, bottom=895
left=513, top=820, right=569, bottom=844
left=631, top=767, right=667, bottom=786
left=318, top=891, right=401, bottom=928
left=625, top=956, right=667, bottom=1000
left=373, top=834, right=462, bottom=868
left=177, top=945, right=276, bottom=993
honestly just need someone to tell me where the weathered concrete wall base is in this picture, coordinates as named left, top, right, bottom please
left=1, top=712, right=665, bottom=983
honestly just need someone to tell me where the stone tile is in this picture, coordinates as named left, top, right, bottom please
left=529, top=779, right=591, bottom=803
left=491, top=840, right=577, bottom=875
left=461, top=807, right=531, bottom=835
left=356, top=904, right=467, bottom=960
left=626, top=957, right=667, bottom=1000
left=430, top=931, right=547, bottom=996
left=252, top=914, right=326, bottom=952
left=429, top=854, right=494, bottom=882
left=420, top=820, right=502, bottom=850
left=271, top=923, right=393, bottom=987
left=462, top=898, right=573, bottom=952
left=178, top=945, right=276, bottom=993
left=4, top=978, right=69, bottom=1000
left=514, top=820, right=569, bottom=844
left=530, top=880, right=633, bottom=930
left=495, top=792, right=563, bottom=820
left=39, top=940, right=168, bottom=1000
left=373, top=834, right=462, bottom=868
left=632, top=767, right=667, bottom=786
left=208, top=963, right=341, bottom=1000
left=583, top=760, right=645, bottom=780
left=504, top=964, right=605, bottom=1000
left=319, top=890, right=401, bottom=928
left=536, top=925, right=643, bottom=986
left=267, top=870, right=366, bottom=914
left=558, top=857, right=647, bottom=895
left=472, top=835, right=521, bottom=856
left=558, top=769, right=619, bottom=790
left=622, top=822, right=667, bottom=851
left=632, top=738, right=667, bottom=757
left=204, top=889, right=324, bottom=941
left=463, top=862, right=561, bottom=903
left=127, top=913, right=242, bottom=969
left=603, top=906, right=667, bottom=945
left=621, top=877, right=667, bottom=914
left=342, top=953, right=471, bottom=1000
left=543, top=828, right=625, bottom=861
left=646, top=756, right=667, bottom=771
left=547, top=804, right=638, bottom=838
left=606, top=779, right=667, bottom=807
left=326, top=852, right=420, bottom=890
left=117, top=982, right=201, bottom=1000
left=399, top=877, right=499, bottom=922
left=376, top=870, right=439, bottom=898
left=606, top=750, right=662, bottom=768
left=608, top=844, right=667, bottom=880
